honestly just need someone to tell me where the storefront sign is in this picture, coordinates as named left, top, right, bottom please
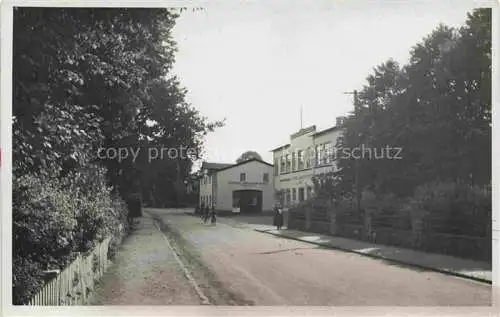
left=228, top=181, right=265, bottom=185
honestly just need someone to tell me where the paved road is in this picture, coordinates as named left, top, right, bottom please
left=147, top=208, right=492, bottom=306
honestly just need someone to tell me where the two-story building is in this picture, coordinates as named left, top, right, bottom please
left=198, top=159, right=275, bottom=214
left=271, top=117, right=345, bottom=207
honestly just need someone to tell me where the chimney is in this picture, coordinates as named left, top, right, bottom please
left=336, top=116, right=345, bottom=127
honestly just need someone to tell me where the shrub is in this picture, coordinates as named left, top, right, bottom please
left=12, top=165, right=130, bottom=304
left=13, top=175, right=79, bottom=269
left=107, top=194, right=130, bottom=260
left=12, top=256, right=45, bottom=305
left=412, top=181, right=491, bottom=236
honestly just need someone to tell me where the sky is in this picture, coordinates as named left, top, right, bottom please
left=170, top=1, right=483, bottom=170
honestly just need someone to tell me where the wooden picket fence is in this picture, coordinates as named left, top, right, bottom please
left=28, top=237, right=111, bottom=306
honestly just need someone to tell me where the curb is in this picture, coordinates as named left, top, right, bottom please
left=147, top=212, right=211, bottom=305
left=254, top=229, right=492, bottom=285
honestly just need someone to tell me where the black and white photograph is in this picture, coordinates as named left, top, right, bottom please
left=2, top=0, right=498, bottom=313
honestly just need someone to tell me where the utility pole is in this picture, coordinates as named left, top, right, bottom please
left=343, top=90, right=362, bottom=214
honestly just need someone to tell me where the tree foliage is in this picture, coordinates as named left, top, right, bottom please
left=13, top=7, right=223, bottom=304
left=236, top=151, right=263, bottom=163
left=336, top=9, right=491, bottom=198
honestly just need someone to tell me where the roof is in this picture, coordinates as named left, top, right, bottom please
left=270, top=144, right=290, bottom=153
left=270, top=125, right=344, bottom=152
left=215, top=158, right=274, bottom=172
left=200, top=162, right=233, bottom=171
left=312, top=125, right=343, bottom=138
left=290, top=125, right=316, bottom=139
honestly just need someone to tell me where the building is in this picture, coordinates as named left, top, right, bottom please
left=271, top=117, right=345, bottom=207
left=198, top=159, right=275, bottom=213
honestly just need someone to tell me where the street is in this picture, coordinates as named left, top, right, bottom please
left=92, top=208, right=492, bottom=306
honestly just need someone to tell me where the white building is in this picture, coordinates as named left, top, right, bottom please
left=271, top=118, right=345, bottom=207
left=198, top=159, right=275, bottom=213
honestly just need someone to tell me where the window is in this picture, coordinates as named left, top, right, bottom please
left=240, top=173, right=246, bottom=182
left=305, top=147, right=311, bottom=168
left=298, top=188, right=305, bottom=201
left=208, top=175, right=211, bottom=184
left=274, top=158, right=279, bottom=175
left=307, top=186, right=313, bottom=199
left=286, top=189, right=291, bottom=206
left=285, top=154, right=291, bottom=172
left=319, top=144, right=326, bottom=165
left=316, top=145, right=322, bottom=166
left=323, top=142, right=332, bottom=165
left=297, top=150, right=304, bottom=170
left=292, top=188, right=297, bottom=202
left=291, top=152, right=296, bottom=171
left=280, top=157, right=286, bottom=173
left=263, top=173, right=269, bottom=183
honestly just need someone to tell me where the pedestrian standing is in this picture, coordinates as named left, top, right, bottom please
left=210, top=204, right=217, bottom=225
left=200, top=202, right=205, bottom=216
left=203, top=205, right=210, bottom=224
left=273, top=205, right=284, bottom=230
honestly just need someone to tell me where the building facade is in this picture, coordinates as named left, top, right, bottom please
left=271, top=119, right=344, bottom=208
left=198, top=159, right=275, bottom=213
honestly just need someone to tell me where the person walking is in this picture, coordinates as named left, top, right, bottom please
left=273, top=204, right=284, bottom=230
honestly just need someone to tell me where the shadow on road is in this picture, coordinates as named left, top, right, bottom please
left=255, top=247, right=316, bottom=255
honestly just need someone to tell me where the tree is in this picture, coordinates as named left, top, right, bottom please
left=12, top=7, right=224, bottom=303
left=329, top=8, right=491, bottom=201
left=236, top=151, right=263, bottom=163
left=13, top=7, right=225, bottom=200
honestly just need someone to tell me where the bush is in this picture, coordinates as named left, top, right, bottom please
left=12, top=256, right=45, bottom=305
left=13, top=175, right=79, bottom=268
left=412, top=181, right=491, bottom=236
left=12, top=165, right=130, bottom=304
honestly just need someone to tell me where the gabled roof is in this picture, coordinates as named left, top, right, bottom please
left=200, top=162, right=233, bottom=171
left=215, top=158, right=273, bottom=172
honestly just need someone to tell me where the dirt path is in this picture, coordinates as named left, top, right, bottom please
left=89, top=214, right=202, bottom=305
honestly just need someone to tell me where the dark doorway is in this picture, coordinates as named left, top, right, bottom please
left=233, top=190, right=263, bottom=213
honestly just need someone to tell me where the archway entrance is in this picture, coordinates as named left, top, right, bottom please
left=232, top=190, right=263, bottom=213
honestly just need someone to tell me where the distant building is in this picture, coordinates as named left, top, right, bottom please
left=271, top=118, right=345, bottom=208
left=198, top=159, right=274, bottom=213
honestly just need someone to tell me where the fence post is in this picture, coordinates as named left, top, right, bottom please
left=329, top=210, right=337, bottom=236
left=305, top=205, right=312, bottom=230
left=26, top=237, right=115, bottom=306
left=364, top=208, right=373, bottom=242
left=411, top=211, right=424, bottom=248
left=283, top=208, right=290, bottom=229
